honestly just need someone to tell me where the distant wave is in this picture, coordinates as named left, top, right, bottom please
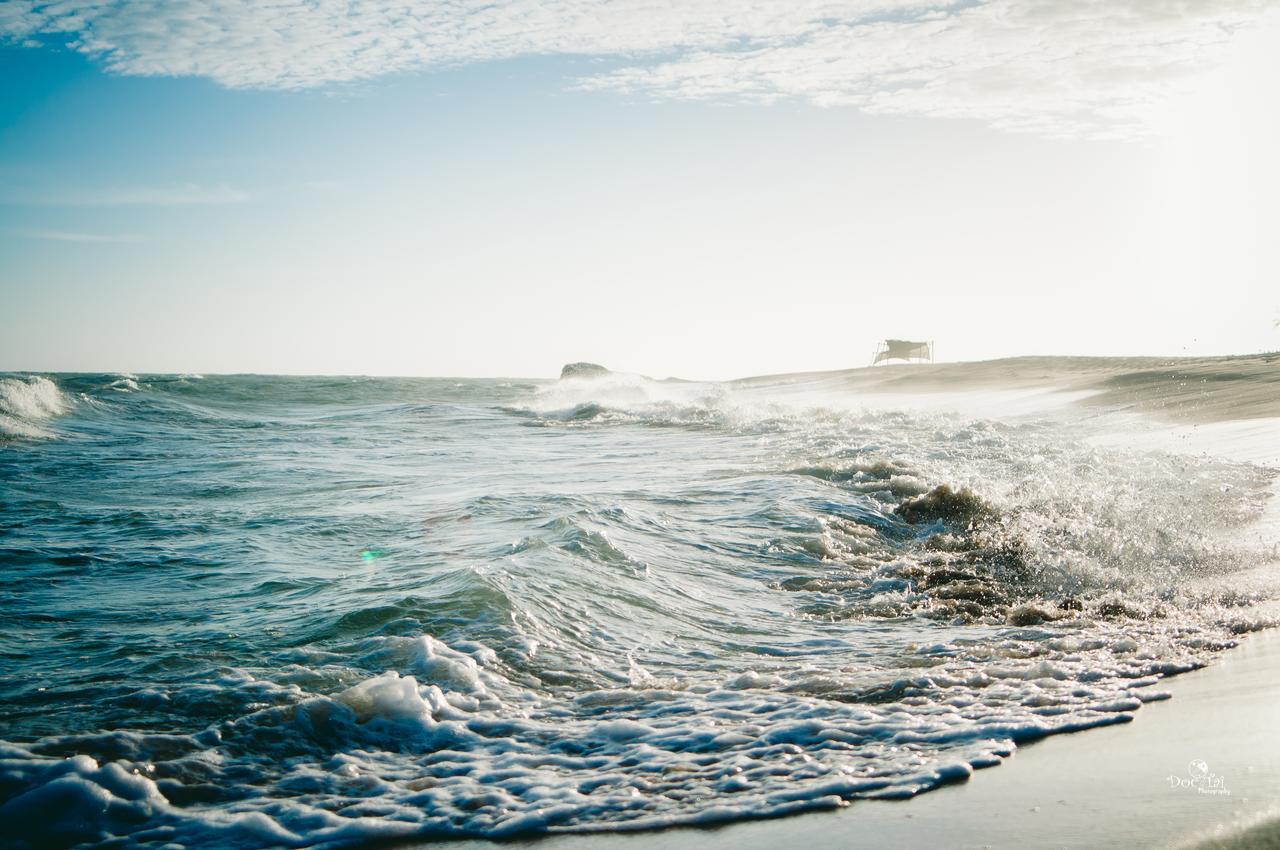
left=0, top=375, right=70, bottom=440
left=529, top=371, right=723, bottom=419
left=108, top=373, right=141, bottom=392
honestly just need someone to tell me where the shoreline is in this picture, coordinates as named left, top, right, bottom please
left=436, top=628, right=1280, bottom=850
left=733, top=353, right=1280, bottom=424
left=429, top=362, right=1280, bottom=850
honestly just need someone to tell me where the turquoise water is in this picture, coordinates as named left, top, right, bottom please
left=1, top=369, right=1275, bottom=848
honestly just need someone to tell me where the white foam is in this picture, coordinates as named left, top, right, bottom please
left=1090, top=415, right=1280, bottom=554
left=530, top=372, right=726, bottom=421
left=0, top=375, right=69, bottom=439
left=0, top=376, right=67, bottom=420
left=530, top=370, right=1101, bottom=435
left=333, top=671, right=437, bottom=723
left=108, top=376, right=140, bottom=392
left=1090, top=415, right=1280, bottom=468
left=412, top=635, right=487, bottom=693
left=769, top=381, right=1101, bottom=420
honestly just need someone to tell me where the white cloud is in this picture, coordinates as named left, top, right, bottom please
left=6, top=1, right=923, bottom=87
left=5, top=1, right=1277, bottom=138
left=0, top=2, right=48, bottom=40
left=67, top=183, right=251, bottom=206
left=585, top=1, right=1280, bottom=139
left=13, top=227, right=140, bottom=242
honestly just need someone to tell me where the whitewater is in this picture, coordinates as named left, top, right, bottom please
left=1, top=358, right=1277, bottom=849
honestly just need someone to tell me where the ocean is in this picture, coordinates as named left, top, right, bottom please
left=1, top=362, right=1277, bottom=848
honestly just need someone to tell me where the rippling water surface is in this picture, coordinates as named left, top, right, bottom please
left=1, top=368, right=1276, bottom=848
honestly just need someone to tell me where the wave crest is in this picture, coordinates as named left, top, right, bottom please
left=0, top=376, right=70, bottom=440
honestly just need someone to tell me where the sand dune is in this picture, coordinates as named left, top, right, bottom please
left=737, top=353, right=1280, bottom=424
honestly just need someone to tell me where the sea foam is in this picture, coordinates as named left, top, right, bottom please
left=0, top=375, right=69, bottom=439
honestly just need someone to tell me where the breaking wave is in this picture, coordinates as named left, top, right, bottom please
left=0, top=375, right=70, bottom=440
left=0, top=361, right=1277, bottom=847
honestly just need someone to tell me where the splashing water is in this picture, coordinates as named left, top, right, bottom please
left=0, top=375, right=69, bottom=440
left=0, top=365, right=1276, bottom=848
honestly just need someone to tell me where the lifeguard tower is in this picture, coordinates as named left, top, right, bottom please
left=870, top=339, right=933, bottom=366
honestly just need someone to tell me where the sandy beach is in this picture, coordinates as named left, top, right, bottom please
left=737, top=354, right=1280, bottom=424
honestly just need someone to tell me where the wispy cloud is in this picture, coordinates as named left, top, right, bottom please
left=4, top=183, right=252, bottom=207
left=57, top=183, right=250, bottom=206
left=582, top=1, right=1280, bottom=140
left=4, top=1, right=1276, bottom=139
left=13, top=228, right=140, bottom=243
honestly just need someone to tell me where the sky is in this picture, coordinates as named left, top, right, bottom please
left=1, top=1, right=1278, bottom=380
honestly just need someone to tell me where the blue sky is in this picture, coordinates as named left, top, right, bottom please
left=2, top=1, right=1278, bottom=378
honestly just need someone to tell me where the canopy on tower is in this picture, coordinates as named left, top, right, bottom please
left=871, top=339, right=933, bottom=365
